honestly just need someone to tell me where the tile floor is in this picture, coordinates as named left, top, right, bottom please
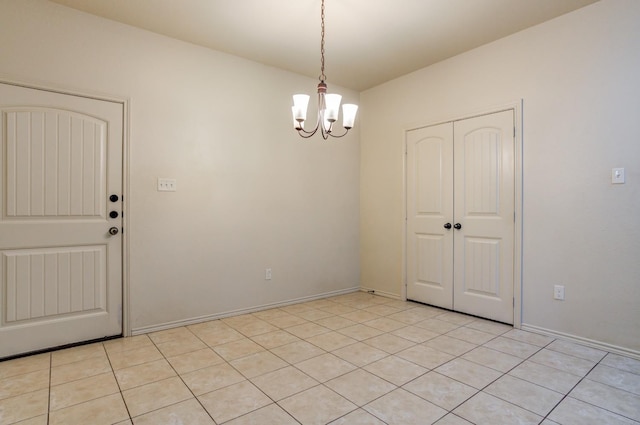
left=1, top=292, right=639, bottom=424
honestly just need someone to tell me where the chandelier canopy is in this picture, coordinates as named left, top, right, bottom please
left=291, top=0, right=358, bottom=139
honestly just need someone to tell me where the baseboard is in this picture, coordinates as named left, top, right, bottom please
left=358, top=286, right=403, bottom=300
left=521, top=323, right=640, bottom=361
left=132, top=286, right=360, bottom=336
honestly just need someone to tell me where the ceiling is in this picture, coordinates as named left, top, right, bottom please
left=49, top=0, right=598, bottom=91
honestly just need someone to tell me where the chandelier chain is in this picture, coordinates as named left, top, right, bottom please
left=319, top=0, right=326, bottom=82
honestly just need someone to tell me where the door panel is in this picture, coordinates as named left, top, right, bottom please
left=0, top=82, right=123, bottom=358
left=453, top=110, right=514, bottom=323
left=406, top=123, right=453, bottom=308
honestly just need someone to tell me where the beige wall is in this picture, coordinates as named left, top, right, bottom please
left=0, top=0, right=360, bottom=332
left=360, top=0, right=640, bottom=353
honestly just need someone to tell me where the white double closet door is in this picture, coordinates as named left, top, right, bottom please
left=406, top=110, right=515, bottom=324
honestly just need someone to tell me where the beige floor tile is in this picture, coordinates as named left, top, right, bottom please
left=570, top=379, right=640, bottom=421
left=225, top=403, right=300, bottom=425
left=333, top=342, right=388, bottom=367
left=364, top=388, right=447, bottom=425
left=294, top=309, right=334, bottom=321
left=122, top=376, right=193, bottom=417
left=465, top=319, right=513, bottom=335
left=485, top=375, right=564, bottom=416
left=446, top=327, right=496, bottom=345
left=326, top=369, right=396, bottom=406
left=314, top=315, right=358, bottom=330
left=250, top=366, right=318, bottom=401
left=414, top=318, right=461, bottom=334
left=107, top=345, right=163, bottom=370
left=423, top=335, right=477, bottom=356
left=340, top=310, right=381, bottom=323
left=337, top=324, right=385, bottom=341
left=461, top=346, right=523, bottom=372
left=364, top=355, right=428, bottom=386
left=0, top=369, right=49, bottom=400
left=329, top=408, right=387, bottom=424
left=50, top=355, right=111, bottom=386
left=13, top=414, right=48, bottom=425
left=114, top=358, right=176, bottom=390
left=0, top=388, right=48, bottom=424
left=233, top=320, right=280, bottom=337
left=50, top=372, right=119, bottom=411
left=103, top=335, right=153, bottom=355
left=251, top=308, right=289, bottom=320
left=363, top=304, right=402, bottom=317
left=483, top=336, right=541, bottom=359
left=285, top=322, right=331, bottom=339
left=403, top=371, right=477, bottom=411
left=51, top=343, right=106, bottom=367
left=222, top=314, right=260, bottom=329
left=588, top=364, right=640, bottom=395
left=213, top=338, right=264, bottom=361
left=364, top=333, right=415, bottom=354
left=148, top=326, right=193, bottom=344
left=199, top=380, right=271, bottom=424
left=601, top=353, right=640, bottom=375
left=547, top=339, right=607, bottom=362
left=306, top=331, right=358, bottom=351
left=155, top=334, right=207, bottom=357
left=433, top=413, right=474, bottom=424
left=230, top=350, right=288, bottom=378
left=295, top=353, right=357, bottom=382
left=132, top=398, right=215, bottom=425
left=549, top=396, right=638, bottom=425
left=509, top=360, right=582, bottom=394
left=270, top=340, right=325, bottom=364
left=435, top=358, right=502, bottom=390
left=529, top=348, right=596, bottom=376
left=363, top=317, right=407, bottom=332
left=392, top=325, right=439, bottom=343
left=454, top=392, right=542, bottom=425
left=502, top=329, right=554, bottom=347
left=250, top=330, right=300, bottom=349
left=379, top=300, right=423, bottom=311
left=0, top=353, right=50, bottom=380
left=49, top=393, right=128, bottom=425
left=181, top=362, right=245, bottom=395
left=262, top=313, right=309, bottom=328
left=280, top=303, right=315, bottom=314
left=196, top=326, right=246, bottom=346
left=396, top=345, right=455, bottom=369
left=166, top=347, right=224, bottom=375
left=435, top=312, right=476, bottom=326
left=280, top=384, right=357, bottom=425
left=317, top=304, right=357, bottom=316
left=187, top=319, right=232, bottom=334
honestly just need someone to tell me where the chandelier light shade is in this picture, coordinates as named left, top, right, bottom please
left=292, top=0, right=358, bottom=139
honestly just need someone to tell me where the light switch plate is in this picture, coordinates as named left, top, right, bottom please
left=612, top=168, right=625, bottom=184
left=158, top=178, right=177, bottom=192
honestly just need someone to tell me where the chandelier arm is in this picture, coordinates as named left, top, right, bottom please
left=319, top=0, right=326, bottom=82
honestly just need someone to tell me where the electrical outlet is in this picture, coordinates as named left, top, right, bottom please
left=265, top=268, right=272, bottom=280
left=554, top=285, right=565, bottom=301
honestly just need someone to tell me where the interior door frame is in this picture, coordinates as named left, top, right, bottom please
left=403, top=100, right=523, bottom=328
left=0, top=76, right=132, bottom=338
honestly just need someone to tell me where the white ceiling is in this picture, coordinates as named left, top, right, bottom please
left=49, top=0, right=598, bottom=91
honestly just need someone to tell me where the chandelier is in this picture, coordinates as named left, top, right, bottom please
left=291, top=0, right=358, bottom=139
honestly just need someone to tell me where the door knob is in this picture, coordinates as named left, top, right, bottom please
left=109, top=194, right=119, bottom=202
left=454, top=223, right=462, bottom=230
left=444, top=223, right=452, bottom=229
left=108, top=227, right=119, bottom=236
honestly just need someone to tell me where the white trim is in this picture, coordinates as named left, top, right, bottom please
left=522, top=323, right=640, bottom=361
left=0, top=76, right=132, bottom=338
left=132, top=287, right=360, bottom=335
left=359, top=286, right=403, bottom=301
left=402, top=100, right=523, bottom=327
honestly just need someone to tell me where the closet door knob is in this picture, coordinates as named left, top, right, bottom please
left=444, top=223, right=452, bottom=229
left=454, top=223, right=462, bottom=230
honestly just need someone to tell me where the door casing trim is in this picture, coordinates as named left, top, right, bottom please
left=402, top=100, right=523, bottom=328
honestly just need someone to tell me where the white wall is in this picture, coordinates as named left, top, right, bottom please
left=360, top=0, right=640, bottom=353
left=0, top=0, right=360, bottom=331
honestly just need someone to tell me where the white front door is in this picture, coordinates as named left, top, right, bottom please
left=406, top=110, right=515, bottom=324
left=0, top=83, right=123, bottom=358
